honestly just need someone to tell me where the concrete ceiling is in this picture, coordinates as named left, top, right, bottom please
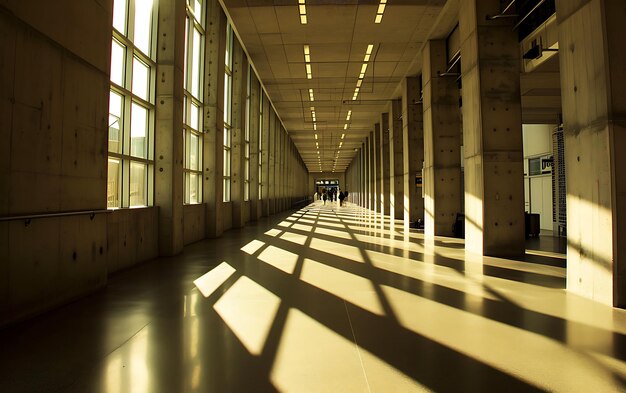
left=222, top=0, right=447, bottom=173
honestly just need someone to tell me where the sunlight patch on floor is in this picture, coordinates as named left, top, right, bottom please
left=310, top=238, right=365, bottom=263
left=240, top=239, right=265, bottom=255
left=300, top=258, right=385, bottom=316
left=193, top=262, right=236, bottom=298
left=381, top=284, right=623, bottom=393
left=258, top=245, right=299, bottom=274
left=214, top=276, right=281, bottom=356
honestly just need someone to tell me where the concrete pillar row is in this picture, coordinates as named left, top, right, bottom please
left=390, top=99, right=404, bottom=220
left=459, top=0, right=525, bottom=256
left=402, top=77, right=424, bottom=231
left=373, top=127, right=381, bottom=213
left=423, top=40, right=462, bottom=237
left=557, top=0, right=626, bottom=307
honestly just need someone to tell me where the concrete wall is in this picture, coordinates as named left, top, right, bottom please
left=183, top=204, right=206, bottom=245
left=0, top=0, right=111, bottom=325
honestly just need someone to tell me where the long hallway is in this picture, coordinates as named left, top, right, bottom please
left=1, top=203, right=626, bottom=392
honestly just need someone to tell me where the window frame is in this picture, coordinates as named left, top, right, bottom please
left=107, top=0, right=157, bottom=209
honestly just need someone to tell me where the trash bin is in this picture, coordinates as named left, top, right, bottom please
left=525, top=212, right=540, bottom=237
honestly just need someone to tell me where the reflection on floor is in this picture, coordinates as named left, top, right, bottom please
left=1, top=202, right=626, bottom=392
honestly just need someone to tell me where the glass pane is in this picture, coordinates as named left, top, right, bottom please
left=189, top=172, right=199, bottom=204
left=223, top=148, right=230, bottom=176
left=223, top=127, right=231, bottom=148
left=111, top=39, right=125, bottom=86
left=191, top=27, right=201, bottom=98
left=244, top=160, right=249, bottom=181
left=190, top=134, right=199, bottom=170
left=245, top=143, right=249, bottom=158
left=194, top=0, right=202, bottom=21
left=108, top=91, right=123, bottom=153
left=130, top=161, right=147, bottom=207
left=225, top=24, right=232, bottom=67
left=107, top=158, right=122, bottom=208
left=190, top=103, right=199, bottom=130
left=131, top=103, right=148, bottom=158
left=223, top=74, right=231, bottom=124
left=113, top=0, right=127, bottom=34
left=132, top=57, right=150, bottom=101
left=223, top=177, right=230, bottom=202
left=134, top=0, right=154, bottom=56
left=184, top=17, right=189, bottom=90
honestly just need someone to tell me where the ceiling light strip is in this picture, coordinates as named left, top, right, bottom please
left=299, top=0, right=307, bottom=24
left=375, top=0, right=386, bottom=24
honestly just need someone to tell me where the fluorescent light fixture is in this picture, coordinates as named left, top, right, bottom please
left=343, top=124, right=348, bottom=130
left=356, top=79, right=363, bottom=87
left=346, top=110, right=352, bottom=120
left=360, top=64, right=368, bottom=74
left=299, top=1, right=307, bottom=24
left=375, top=1, right=385, bottom=23
left=366, top=44, right=374, bottom=55
left=306, top=63, right=312, bottom=75
left=341, top=133, right=345, bottom=139
left=315, top=134, right=318, bottom=139
left=304, top=45, right=310, bottom=55
left=313, top=123, right=317, bottom=130
left=364, top=54, right=370, bottom=62
left=309, top=88, right=314, bottom=101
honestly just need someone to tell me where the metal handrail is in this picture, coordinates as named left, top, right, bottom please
left=0, top=209, right=112, bottom=222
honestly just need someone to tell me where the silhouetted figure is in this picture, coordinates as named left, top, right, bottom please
left=322, top=192, right=327, bottom=205
left=338, top=191, right=345, bottom=206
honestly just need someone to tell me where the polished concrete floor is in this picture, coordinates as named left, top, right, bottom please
left=1, top=202, right=626, bottom=392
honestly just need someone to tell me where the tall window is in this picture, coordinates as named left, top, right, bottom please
left=184, top=0, right=204, bottom=204
left=223, top=23, right=234, bottom=202
left=258, top=91, right=263, bottom=200
left=108, top=0, right=156, bottom=208
left=244, top=66, right=251, bottom=201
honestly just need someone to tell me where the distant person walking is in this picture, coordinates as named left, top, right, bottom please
left=322, top=192, right=327, bottom=205
left=338, top=191, right=345, bottom=206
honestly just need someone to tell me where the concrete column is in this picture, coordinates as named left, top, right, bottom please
left=249, top=74, right=260, bottom=220
left=230, top=43, right=246, bottom=228
left=557, top=0, right=626, bottom=307
left=390, top=99, right=404, bottom=220
left=402, top=77, right=425, bottom=231
left=267, top=106, right=276, bottom=214
left=371, top=131, right=377, bottom=212
left=423, top=40, right=462, bottom=237
left=373, top=127, right=381, bottom=213
left=380, top=114, right=391, bottom=217
left=459, top=0, right=524, bottom=256
left=155, top=0, right=185, bottom=255
left=362, top=136, right=372, bottom=209
left=260, top=94, right=270, bottom=216
left=203, top=3, right=225, bottom=237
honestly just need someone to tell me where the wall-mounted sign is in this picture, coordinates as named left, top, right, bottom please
left=529, top=155, right=553, bottom=176
left=415, top=174, right=422, bottom=187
